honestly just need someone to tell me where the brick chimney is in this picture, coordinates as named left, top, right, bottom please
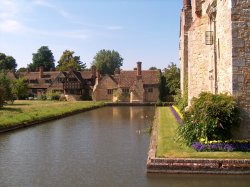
left=91, top=65, right=96, bottom=78
left=137, top=61, right=142, bottom=76
left=39, top=66, right=44, bottom=78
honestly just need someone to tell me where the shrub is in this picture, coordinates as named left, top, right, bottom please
left=38, top=94, right=47, bottom=100
left=46, top=91, right=61, bottom=100
left=0, top=87, right=5, bottom=107
left=59, top=95, right=67, bottom=101
left=177, top=92, right=240, bottom=146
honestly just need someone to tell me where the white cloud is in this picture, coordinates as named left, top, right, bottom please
left=33, top=0, right=54, bottom=8
left=0, top=0, right=19, bottom=19
left=58, top=9, right=72, bottom=19
left=0, top=19, right=25, bottom=33
left=106, top=26, right=124, bottom=31
left=33, top=0, right=72, bottom=19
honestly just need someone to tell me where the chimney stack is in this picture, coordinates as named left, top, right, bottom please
left=39, top=66, right=44, bottom=78
left=137, top=61, right=142, bottom=76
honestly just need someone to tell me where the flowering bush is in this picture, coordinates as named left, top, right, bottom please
left=177, top=92, right=240, bottom=146
left=192, top=140, right=250, bottom=152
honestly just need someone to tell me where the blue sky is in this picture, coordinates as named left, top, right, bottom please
left=0, top=0, right=182, bottom=70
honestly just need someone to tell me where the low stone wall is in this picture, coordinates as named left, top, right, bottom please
left=146, top=108, right=250, bottom=174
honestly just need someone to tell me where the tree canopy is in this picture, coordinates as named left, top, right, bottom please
left=28, top=46, right=55, bottom=71
left=92, top=49, right=123, bottom=75
left=149, top=66, right=158, bottom=70
left=56, top=50, right=86, bottom=71
left=0, top=53, right=17, bottom=71
left=11, top=78, right=28, bottom=100
left=163, top=62, right=180, bottom=95
left=0, top=71, right=14, bottom=103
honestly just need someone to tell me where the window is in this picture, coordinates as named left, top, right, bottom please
left=58, top=77, right=65, bottom=83
left=29, top=79, right=38, bottom=84
left=107, top=89, right=113, bottom=95
left=148, top=88, right=153, bottom=93
left=45, top=79, right=51, bottom=84
left=122, top=88, right=129, bottom=93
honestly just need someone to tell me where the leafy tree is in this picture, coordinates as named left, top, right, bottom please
left=92, top=49, right=123, bottom=75
left=0, top=87, right=4, bottom=107
left=17, top=67, right=28, bottom=72
left=0, top=52, right=17, bottom=71
left=11, top=78, right=28, bottom=100
left=163, top=62, right=180, bottom=95
left=28, top=46, right=55, bottom=71
left=0, top=71, right=14, bottom=103
left=149, top=66, right=158, bottom=70
left=158, top=75, right=168, bottom=102
left=57, top=50, right=86, bottom=71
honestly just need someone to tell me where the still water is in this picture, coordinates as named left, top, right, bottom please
left=0, top=106, right=249, bottom=187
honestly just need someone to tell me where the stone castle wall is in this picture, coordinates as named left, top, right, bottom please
left=231, top=0, right=250, bottom=138
left=188, top=0, right=233, bottom=104
left=180, top=0, right=249, bottom=138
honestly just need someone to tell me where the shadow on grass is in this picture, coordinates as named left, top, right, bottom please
left=0, top=107, right=22, bottom=112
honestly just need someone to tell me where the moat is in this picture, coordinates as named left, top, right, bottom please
left=0, top=107, right=249, bottom=187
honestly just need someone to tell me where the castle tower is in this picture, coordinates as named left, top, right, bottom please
left=179, top=0, right=192, bottom=95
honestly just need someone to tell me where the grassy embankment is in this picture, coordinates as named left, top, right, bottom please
left=0, top=100, right=105, bottom=128
left=156, top=107, right=250, bottom=159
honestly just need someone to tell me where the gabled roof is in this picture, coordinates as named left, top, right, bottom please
left=80, top=71, right=93, bottom=79
left=118, top=70, right=160, bottom=87
left=19, top=70, right=95, bottom=89
left=19, top=71, right=60, bottom=80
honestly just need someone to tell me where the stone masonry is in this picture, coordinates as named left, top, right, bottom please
left=179, top=0, right=250, bottom=138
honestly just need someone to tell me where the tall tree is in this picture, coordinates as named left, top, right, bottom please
left=158, top=75, right=169, bottom=102
left=163, top=62, right=180, bottom=95
left=0, top=53, right=17, bottom=71
left=149, top=66, right=158, bottom=70
left=11, top=78, right=28, bottom=100
left=28, top=46, right=55, bottom=71
left=92, top=49, right=123, bottom=75
left=57, top=50, right=86, bottom=71
left=0, top=71, right=14, bottom=103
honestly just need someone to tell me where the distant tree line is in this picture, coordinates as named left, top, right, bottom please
left=13, top=46, right=123, bottom=75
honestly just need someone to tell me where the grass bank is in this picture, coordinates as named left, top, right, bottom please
left=156, top=107, right=250, bottom=159
left=0, top=100, right=105, bottom=129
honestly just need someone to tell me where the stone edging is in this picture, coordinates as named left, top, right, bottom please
left=146, top=108, right=250, bottom=174
left=0, top=105, right=103, bottom=133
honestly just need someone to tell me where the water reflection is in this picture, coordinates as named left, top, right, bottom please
left=0, top=107, right=249, bottom=187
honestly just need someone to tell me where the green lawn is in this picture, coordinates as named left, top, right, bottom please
left=0, top=100, right=105, bottom=128
left=156, top=107, right=250, bottom=159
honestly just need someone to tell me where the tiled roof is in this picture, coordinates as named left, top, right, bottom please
left=118, top=70, right=160, bottom=87
left=19, top=70, right=95, bottom=89
left=80, top=71, right=93, bottom=79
